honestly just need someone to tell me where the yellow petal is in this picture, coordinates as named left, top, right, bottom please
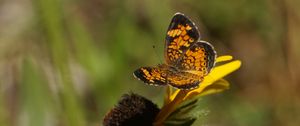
left=186, top=79, right=229, bottom=99
left=169, top=89, right=180, bottom=102
left=169, top=60, right=241, bottom=101
left=216, top=55, right=233, bottom=63
left=157, top=59, right=241, bottom=125
left=164, top=86, right=173, bottom=105
left=184, top=60, right=241, bottom=100
left=199, top=79, right=229, bottom=96
left=208, top=60, right=241, bottom=83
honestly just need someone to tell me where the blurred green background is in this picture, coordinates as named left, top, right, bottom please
left=0, top=0, right=300, bottom=125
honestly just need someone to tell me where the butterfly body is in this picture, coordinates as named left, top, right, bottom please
left=133, top=12, right=216, bottom=90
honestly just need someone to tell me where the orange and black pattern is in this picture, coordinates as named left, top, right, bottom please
left=165, top=13, right=200, bottom=66
left=133, top=65, right=168, bottom=86
left=133, top=12, right=216, bottom=90
left=177, top=41, right=216, bottom=75
left=133, top=64, right=202, bottom=89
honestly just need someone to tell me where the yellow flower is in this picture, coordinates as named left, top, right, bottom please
left=154, top=55, right=242, bottom=126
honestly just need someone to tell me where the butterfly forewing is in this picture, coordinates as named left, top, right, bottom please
left=165, top=13, right=200, bottom=66
left=133, top=65, right=168, bottom=86
left=133, top=65, right=201, bottom=89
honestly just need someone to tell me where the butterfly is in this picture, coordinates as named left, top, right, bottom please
left=133, top=12, right=216, bottom=90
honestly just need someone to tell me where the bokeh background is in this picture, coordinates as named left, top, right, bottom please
left=1, top=0, right=300, bottom=125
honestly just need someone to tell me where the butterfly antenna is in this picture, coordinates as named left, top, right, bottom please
left=152, top=45, right=163, bottom=64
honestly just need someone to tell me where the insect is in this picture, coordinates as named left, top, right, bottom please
left=133, top=12, right=216, bottom=90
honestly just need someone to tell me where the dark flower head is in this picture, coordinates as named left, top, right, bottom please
left=103, top=93, right=160, bottom=126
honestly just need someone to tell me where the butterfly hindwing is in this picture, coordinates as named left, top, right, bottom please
left=166, top=70, right=202, bottom=89
left=176, top=41, right=216, bottom=75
